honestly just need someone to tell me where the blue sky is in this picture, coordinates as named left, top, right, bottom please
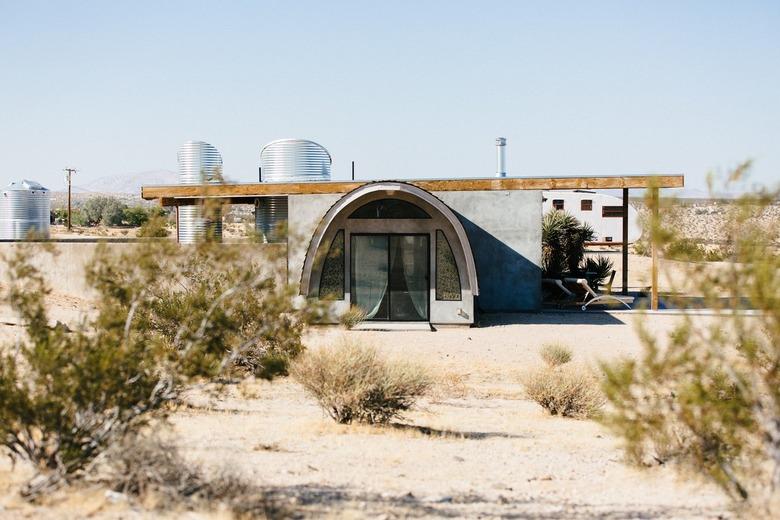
left=1, top=1, right=778, bottom=192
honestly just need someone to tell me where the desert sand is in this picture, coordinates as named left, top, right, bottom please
left=0, top=295, right=733, bottom=519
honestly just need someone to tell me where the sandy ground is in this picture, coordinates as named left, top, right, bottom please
left=0, top=308, right=733, bottom=519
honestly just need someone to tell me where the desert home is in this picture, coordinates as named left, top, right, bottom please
left=141, top=140, right=684, bottom=325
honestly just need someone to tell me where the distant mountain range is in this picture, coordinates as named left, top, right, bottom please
left=73, top=170, right=178, bottom=194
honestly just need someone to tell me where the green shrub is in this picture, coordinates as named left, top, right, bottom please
left=291, top=340, right=431, bottom=424
left=523, top=366, right=604, bottom=419
left=80, top=196, right=128, bottom=226
left=540, top=343, right=573, bottom=367
left=601, top=162, right=780, bottom=507
left=137, top=215, right=170, bottom=237
left=0, top=237, right=313, bottom=496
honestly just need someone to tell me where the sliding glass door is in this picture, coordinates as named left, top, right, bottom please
left=351, top=234, right=429, bottom=321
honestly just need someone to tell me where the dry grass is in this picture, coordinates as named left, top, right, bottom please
left=339, top=306, right=367, bottom=329
left=95, top=432, right=285, bottom=517
left=291, top=339, right=432, bottom=424
left=540, top=343, right=573, bottom=367
left=522, top=366, right=605, bottom=419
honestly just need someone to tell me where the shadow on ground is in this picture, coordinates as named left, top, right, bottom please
left=262, top=483, right=727, bottom=519
left=389, top=423, right=532, bottom=440
left=477, top=311, right=626, bottom=327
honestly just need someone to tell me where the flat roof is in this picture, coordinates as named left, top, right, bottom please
left=141, top=174, right=684, bottom=205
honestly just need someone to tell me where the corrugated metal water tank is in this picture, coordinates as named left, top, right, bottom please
left=257, top=139, right=331, bottom=243
left=177, top=140, right=223, bottom=244
left=0, top=180, right=51, bottom=240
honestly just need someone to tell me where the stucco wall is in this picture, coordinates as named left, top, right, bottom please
left=287, top=194, right=344, bottom=290
left=435, top=190, right=542, bottom=312
left=288, top=189, right=542, bottom=316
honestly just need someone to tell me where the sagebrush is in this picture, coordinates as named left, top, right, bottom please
left=523, top=365, right=605, bottom=419
left=292, top=340, right=431, bottom=424
left=539, top=343, right=573, bottom=367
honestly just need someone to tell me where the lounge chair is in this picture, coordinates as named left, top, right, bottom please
left=563, top=270, right=632, bottom=310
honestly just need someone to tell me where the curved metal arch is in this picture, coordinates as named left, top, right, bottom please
left=299, top=181, right=479, bottom=297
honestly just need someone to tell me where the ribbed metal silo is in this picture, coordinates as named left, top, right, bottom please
left=177, top=140, right=223, bottom=244
left=257, top=139, right=331, bottom=243
left=0, top=180, right=51, bottom=240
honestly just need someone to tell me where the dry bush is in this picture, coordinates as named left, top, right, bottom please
left=540, top=343, right=573, bottom=367
left=291, top=340, right=432, bottom=424
left=97, top=432, right=283, bottom=517
left=339, top=306, right=367, bottom=329
left=523, top=366, right=605, bottom=419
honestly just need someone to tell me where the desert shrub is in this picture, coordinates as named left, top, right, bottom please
left=137, top=215, right=171, bottom=237
left=122, top=205, right=164, bottom=227
left=97, top=432, right=283, bottom=516
left=133, top=239, right=314, bottom=380
left=291, top=340, right=431, bottom=424
left=523, top=366, right=605, bottom=419
left=0, top=236, right=313, bottom=496
left=80, top=196, right=128, bottom=226
left=524, top=347, right=604, bottom=419
left=601, top=162, right=780, bottom=508
left=664, top=237, right=725, bottom=262
left=539, top=343, right=573, bottom=367
left=339, top=306, right=367, bottom=328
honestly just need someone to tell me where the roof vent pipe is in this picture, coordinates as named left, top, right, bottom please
left=496, top=137, right=507, bottom=178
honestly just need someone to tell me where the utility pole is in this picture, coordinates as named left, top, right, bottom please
left=64, top=168, right=77, bottom=230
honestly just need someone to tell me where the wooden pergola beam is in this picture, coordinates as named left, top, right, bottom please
left=141, top=174, right=684, bottom=201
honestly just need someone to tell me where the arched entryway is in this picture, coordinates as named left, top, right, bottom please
left=300, top=182, right=478, bottom=324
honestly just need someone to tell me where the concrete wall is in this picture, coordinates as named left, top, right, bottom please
left=287, top=189, right=542, bottom=317
left=287, top=194, right=344, bottom=290
left=436, top=190, right=542, bottom=312
left=0, top=241, right=286, bottom=303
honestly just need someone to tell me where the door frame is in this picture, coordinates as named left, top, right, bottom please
left=350, top=232, right=430, bottom=322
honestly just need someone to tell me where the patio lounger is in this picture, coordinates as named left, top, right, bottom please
left=563, top=271, right=632, bottom=310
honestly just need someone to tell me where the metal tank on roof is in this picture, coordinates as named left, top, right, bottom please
left=256, top=139, right=332, bottom=243
left=0, top=180, right=51, bottom=240
left=177, top=140, right=223, bottom=244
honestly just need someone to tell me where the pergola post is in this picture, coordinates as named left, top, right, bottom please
left=622, top=188, right=629, bottom=295
left=650, top=187, right=660, bottom=310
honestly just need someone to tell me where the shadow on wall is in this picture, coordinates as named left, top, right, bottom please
left=455, top=212, right=541, bottom=313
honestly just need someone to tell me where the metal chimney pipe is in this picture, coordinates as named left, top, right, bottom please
left=496, top=137, right=507, bottom=177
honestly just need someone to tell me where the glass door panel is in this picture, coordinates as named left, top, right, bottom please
left=389, top=235, right=429, bottom=321
left=351, top=234, right=429, bottom=321
left=351, top=235, right=389, bottom=320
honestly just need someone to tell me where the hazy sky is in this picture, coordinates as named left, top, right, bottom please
left=1, top=1, right=778, bottom=192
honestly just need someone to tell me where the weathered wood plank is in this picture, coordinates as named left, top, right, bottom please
left=142, top=175, right=684, bottom=201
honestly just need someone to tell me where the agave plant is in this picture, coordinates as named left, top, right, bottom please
left=542, top=210, right=613, bottom=286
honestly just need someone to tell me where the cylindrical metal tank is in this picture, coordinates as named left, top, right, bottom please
left=177, top=140, right=223, bottom=244
left=257, top=139, right=331, bottom=243
left=0, top=180, right=51, bottom=240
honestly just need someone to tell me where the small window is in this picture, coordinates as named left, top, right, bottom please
left=436, top=230, right=461, bottom=301
left=318, top=230, right=345, bottom=300
left=581, top=199, right=593, bottom=211
left=602, top=206, right=624, bottom=218
left=605, top=236, right=613, bottom=242
left=552, top=199, right=565, bottom=211
left=349, top=198, right=430, bottom=219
